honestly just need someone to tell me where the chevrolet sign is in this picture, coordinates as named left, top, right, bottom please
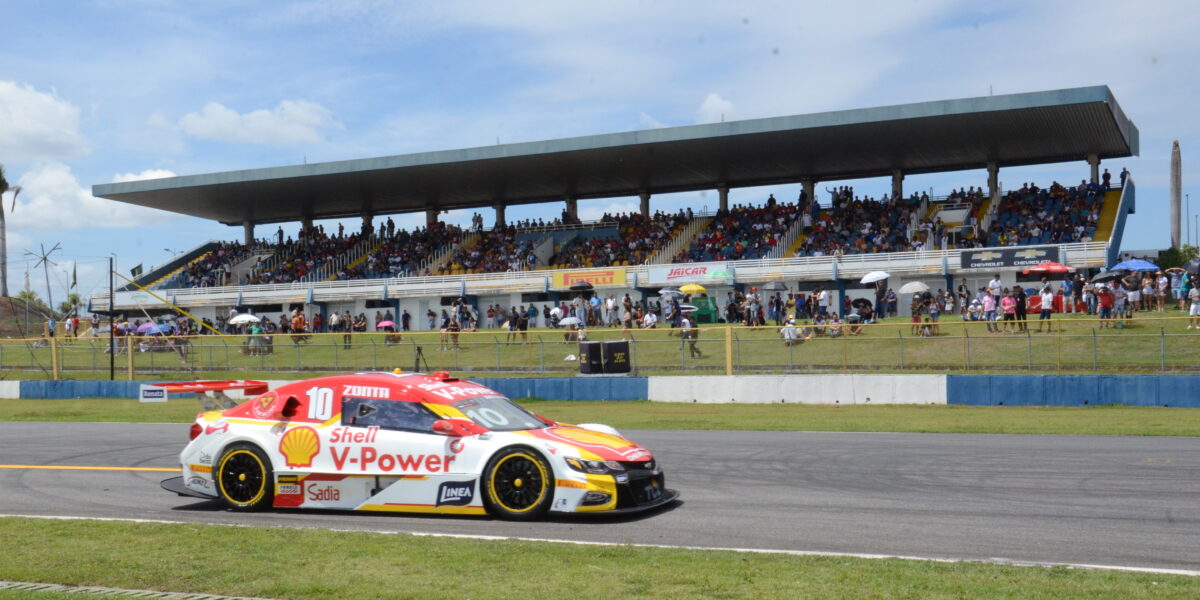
left=961, top=246, right=1060, bottom=269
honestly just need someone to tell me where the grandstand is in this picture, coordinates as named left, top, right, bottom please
left=92, top=86, right=1138, bottom=325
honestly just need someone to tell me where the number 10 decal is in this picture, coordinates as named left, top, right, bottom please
left=305, top=387, right=334, bottom=421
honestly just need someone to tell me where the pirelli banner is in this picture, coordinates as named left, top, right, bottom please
left=960, top=246, right=1060, bottom=269
left=646, top=263, right=736, bottom=286
left=551, top=268, right=628, bottom=289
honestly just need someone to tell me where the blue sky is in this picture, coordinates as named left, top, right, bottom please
left=2, top=0, right=1197, bottom=303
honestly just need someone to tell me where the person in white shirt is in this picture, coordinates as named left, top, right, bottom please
left=988, top=275, right=1004, bottom=298
left=641, top=311, right=657, bottom=329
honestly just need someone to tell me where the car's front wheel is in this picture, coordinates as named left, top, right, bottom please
left=215, top=443, right=274, bottom=511
left=483, top=446, right=552, bottom=520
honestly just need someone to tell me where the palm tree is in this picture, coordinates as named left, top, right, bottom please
left=0, top=164, right=22, bottom=298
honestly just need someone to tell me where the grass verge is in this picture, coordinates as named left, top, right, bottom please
left=0, top=518, right=1193, bottom=600
left=1, top=397, right=1198, bottom=436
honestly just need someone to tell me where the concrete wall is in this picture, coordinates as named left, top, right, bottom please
left=7, top=374, right=1200, bottom=407
left=648, top=374, right=947, bottom=404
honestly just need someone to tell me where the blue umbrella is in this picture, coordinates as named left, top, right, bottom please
left=1109, top=259, right=1159, bottom=272
left=146, top=324, right=172, bottom=335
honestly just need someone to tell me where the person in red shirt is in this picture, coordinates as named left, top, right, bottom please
left=1096, top=284, right=1114, bottom=328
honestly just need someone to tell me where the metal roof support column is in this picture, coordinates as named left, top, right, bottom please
left=362, top=212, right=373, bottom=235
left=1087, top=153, right=1100, bottom=184
left=891, top=169, right=904, bottom=201
left=242, top=221, right=254, bottom=246
left=565, top=196, right=578, bottom=222
left=802, top=179, right=815, bottom=207
left=301, top=215, right=313, bottom=233
left=987, top=162, right=1000, bottom=204
left=494, top=203, right=506, bottom=228
left=639, top=192, right=651, bottom=218
left=426, top=208, right=439, bottom=226
left=717, top=185, right=729, bottom=213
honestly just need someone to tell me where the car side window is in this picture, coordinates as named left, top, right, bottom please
left=341, top=398, right=440, bottom=433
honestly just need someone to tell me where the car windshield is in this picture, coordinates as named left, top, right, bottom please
left=451, top=395, right=545, bottom=432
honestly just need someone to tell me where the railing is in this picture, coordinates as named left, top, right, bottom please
left=768, top=216, right=807, bottom=259
left=648, top=216, right=711, bottom=265
left=21, top=315, right=1200, bottom=380
left=301, top=234, right=382, bottom=283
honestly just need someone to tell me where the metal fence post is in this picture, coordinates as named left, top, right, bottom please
left=371, top=338, right=378, bottom=370
left=1055, top=330, right=1062, bottom=371
left=964, top=328, right=971, bottom=371
left=333, top=341, right=339, bottom=371
left=127, top=339, right=135, bottom=380
left=1091, top=329, right=1098, bottom=370
left=1026, top=331, right=1033, bottom=369
left=842, top=335, right=849, bottom=370
left=1161, top=328, right=1166, bottom=372
left=724, top=327, right=733, bottom=375
left=898, top=329, right=904, bottom=369
left=538, top=338, right=545, bottom=373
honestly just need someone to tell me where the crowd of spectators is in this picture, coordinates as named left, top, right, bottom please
left=986, top=181, right=1108, bottom=246
left=169, top=242, right=260, bottom=288
left=794, top=187, right=923, bottom=257
left=242, top=225, right=370, bottom=284
left=550, top=210, right=691, bottom=268
left=678, top=196, right=798, bottom=262
left=438, top=225, right=536, bottom=274
left=353, top=221, right=464, bottom=279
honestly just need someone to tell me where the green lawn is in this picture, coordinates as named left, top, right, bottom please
left=5, top=312, right=1197, bottom=380
left=0, top=518, right=1192, bottom=600
left=3, top=397, right=1198, bottom=437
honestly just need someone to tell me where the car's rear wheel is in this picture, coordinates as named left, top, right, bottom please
left=215, top=443, right=273, bottom=511
left=483, top=447, right=552, bottom=520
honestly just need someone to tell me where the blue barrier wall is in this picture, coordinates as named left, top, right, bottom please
left=946, top=375, right=1200, bottom=407
left=15, top=377, right=649, bottom=401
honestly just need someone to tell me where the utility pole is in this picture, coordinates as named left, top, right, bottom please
left=109, top=255, right=115, bottom=380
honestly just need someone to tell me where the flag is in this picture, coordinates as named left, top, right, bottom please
left=71, top=263, right=77, bottom=290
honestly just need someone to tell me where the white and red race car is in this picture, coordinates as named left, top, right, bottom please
left=161, top=371, right=677, bottom=520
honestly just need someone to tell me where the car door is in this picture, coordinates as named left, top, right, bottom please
left=336, top=397, right=460, bottom=476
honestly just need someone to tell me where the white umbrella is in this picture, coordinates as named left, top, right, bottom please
left=860, top=271, right=890, bottom=284
left=898, top=281, right=929, bottom=294
left=558, top=316, right=581, bottom=326
left=658, top=287, right=684, bottom=298
left=550, top=307, right=563, bottom=319
left=229, top=314, right=261, bottom=325
left=679, top=304, right=699, bottom=312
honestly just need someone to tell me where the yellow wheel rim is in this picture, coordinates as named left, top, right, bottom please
left=218, top=449, right=267, bottom=507
left=488, top=452, right=547, bottom=513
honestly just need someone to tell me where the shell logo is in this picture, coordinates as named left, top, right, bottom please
left=279, top=426, right=320, bottom=468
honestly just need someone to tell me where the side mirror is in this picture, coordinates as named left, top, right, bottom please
left=432, top=418, right=489, bottom=437
left=533, top=413, right=558, bottom=426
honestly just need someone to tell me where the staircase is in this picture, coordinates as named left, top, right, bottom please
left=427, top=231, right=479, bottom=274
left=768, top=215, right=809, bottom=259
left=648, top=217, right=712, bottom=264
left=317, top=236, right=385, bottom=281
left=151, top=251, right=213, bottom=289
left=1091, top=189, right=1124, bottom=242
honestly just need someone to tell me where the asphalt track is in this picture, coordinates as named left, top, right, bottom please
left=1, top=422, right=1197, bottom=572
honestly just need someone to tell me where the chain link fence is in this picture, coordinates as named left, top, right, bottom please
left=5, top=315, right=1198, bottom=380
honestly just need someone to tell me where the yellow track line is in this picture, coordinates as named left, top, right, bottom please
left=0, top=465, right=181, bottom=472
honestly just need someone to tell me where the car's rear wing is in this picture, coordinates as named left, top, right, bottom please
left=139, top=380, right=270, bottom=411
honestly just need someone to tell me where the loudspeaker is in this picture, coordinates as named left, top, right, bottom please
left=601, top=340, right=631, bottom=374
left=578, top=341, right=604, bottom=374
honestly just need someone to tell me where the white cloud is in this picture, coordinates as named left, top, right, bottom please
left=111, top=169, right=177, bottom=183
left=178, top=100, right=341, bottom=146
left=0, top=81, right=89, bottom=162
left=696, top=93, right=737, bottom=124
left=639, top=112, right=667, bottom=129
left=10, top=163, right=178, bottom=230
left=579, top=200, right=638, bottom=222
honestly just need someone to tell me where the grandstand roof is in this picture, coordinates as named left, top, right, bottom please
left=93, top=86, right=1138, bottom=226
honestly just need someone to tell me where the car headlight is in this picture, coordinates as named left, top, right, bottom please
left=565, top=457, right=625, bottom=475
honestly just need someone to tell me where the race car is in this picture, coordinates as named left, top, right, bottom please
left=161, top=371, right=678, bottom=520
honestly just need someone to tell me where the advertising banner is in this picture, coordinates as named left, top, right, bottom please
left=646, top=263, right=736, bottom=286
left=960, top=246, right=1060, bottom=269
left=551, top=268, right=628, bottom=288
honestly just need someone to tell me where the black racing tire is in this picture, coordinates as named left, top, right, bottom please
left=215, top=443, right=274, bottom=511
left=482, top=446, right=553, bottom=521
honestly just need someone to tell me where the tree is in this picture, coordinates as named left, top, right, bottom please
left=59, top=293, right=81, bottom=316
left=15, top=290, right=50, bottom=315
left=0, top=164, right=22, bottom=298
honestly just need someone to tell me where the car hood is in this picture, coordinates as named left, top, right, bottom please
left=518, top=424, right=653, bottom=462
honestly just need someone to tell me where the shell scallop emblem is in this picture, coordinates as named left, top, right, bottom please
left=279, top=426, right=320, bottom=468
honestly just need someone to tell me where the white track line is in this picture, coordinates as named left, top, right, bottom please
left=2, top=514, right=1196, bottom=578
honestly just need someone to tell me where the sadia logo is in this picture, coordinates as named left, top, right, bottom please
left=436, top=480, right=475, bottom=507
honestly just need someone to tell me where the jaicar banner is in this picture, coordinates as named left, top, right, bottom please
left=551, top=268, right=628, bottom=288
left=646, top=263, right=735, bottom=285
